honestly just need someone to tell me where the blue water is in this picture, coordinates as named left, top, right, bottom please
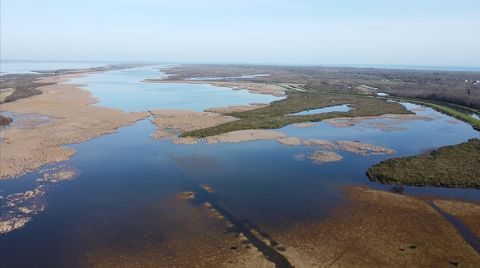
left=288, top=104, right=352, bottom=116
left=1, top=66, right=479, bottom=266
left=70, top=66, right=283, bottom=112
left=281, top=102, right=480, bottom=199
left=283, top=103, right=478, bottom=154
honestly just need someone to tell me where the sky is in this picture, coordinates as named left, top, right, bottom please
left=1, top=0, right=479, bottom=66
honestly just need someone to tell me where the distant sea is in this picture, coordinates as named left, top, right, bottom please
left=1, top=60, right=479, bottom=75
left=0, top=61, right=116, bottom=75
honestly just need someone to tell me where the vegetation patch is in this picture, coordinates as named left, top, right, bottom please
left=367, top=139, right=480, bottom=188
left=0, top=114, right=13, bottom=126
left=164, top=64, right=480, bottom=108
left=183, top=91, right=410, bottom=137
left=0, top=74, right=52, bottom=103
left=179, top=191, right=196, bottom=200
left=308, top=150, right=343, bottom=164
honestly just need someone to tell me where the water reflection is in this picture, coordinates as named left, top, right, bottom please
left=288, top=104, right=352, bottom=116
left=1, top=69, right=479, bottom=266
left=70, top=67, right=282, bottom=112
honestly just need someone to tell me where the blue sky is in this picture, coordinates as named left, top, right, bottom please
left=1, top=0, right=479, bottom=66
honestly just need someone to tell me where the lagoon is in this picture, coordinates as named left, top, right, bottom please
left=1, top=67, right=479, bottom=266
left=70, top=67, right=282, bottom=112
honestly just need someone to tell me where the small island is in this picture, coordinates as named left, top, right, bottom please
left=368, top=138, right=480, bottom=188
left=0, top=114, right=13, bottom=126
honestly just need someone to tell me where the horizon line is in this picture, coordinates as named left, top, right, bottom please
left=2, top=59, right=480, bottom=72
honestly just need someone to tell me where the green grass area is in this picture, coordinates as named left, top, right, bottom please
left=183, top=91, right=411, bottom=137
left=367, top=139, right=480, bottom=189
left=387, top=97, right=480, bottom=131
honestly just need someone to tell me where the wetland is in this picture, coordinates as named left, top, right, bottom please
left=1, top=63, right=479, bottom=267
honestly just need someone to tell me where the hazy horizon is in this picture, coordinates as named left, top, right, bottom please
left=1, top=0, right=480, bottom=66
left=2, top=60, right=480, bottom=71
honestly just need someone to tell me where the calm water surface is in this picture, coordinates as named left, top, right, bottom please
left=288, top=104, right=352, bottom=116
left=1, top=67, right=479, bottom=266
left=70, top=67, right=282, bottom=112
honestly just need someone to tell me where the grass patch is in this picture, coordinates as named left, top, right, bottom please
left=183, top=91, right=411, bottom=137
left=367, top=138, right=480, bottom=189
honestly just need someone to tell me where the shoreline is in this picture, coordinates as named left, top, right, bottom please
left=145, top=79, right=286, bottom=97
left=0, top=66, right=284, bottom=179
left=1, top=66, right=471, bottom=183
left=148, top=109, right=396, bottom=160
left=0, top=67, right=287, bottom=179
left=0, top=72, right=148, bottom=179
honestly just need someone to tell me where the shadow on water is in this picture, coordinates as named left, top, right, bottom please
left=177, top=169, right=293, bottom=268
left=428, top=202, right=480, bottom=254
